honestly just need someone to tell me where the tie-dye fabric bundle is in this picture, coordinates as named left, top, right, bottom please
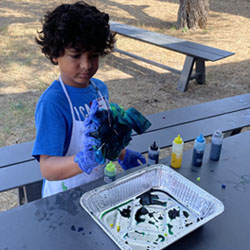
left=87, top=101, right=151, bottom=162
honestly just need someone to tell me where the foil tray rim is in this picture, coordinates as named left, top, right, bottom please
left=80, top=164, right=224, bottom=250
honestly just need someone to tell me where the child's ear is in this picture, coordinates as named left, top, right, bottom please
left=52, top=58, right=58, bottom=64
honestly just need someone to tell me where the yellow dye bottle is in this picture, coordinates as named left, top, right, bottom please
left=171, top=134, right=184, bottom=168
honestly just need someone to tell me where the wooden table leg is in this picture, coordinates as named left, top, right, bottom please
left=177, top=55, right=195, bottom=92
left=195, top=59, right=205, bottom=84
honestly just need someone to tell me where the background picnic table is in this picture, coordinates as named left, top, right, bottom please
left=0, top=0, right=249, bottom=210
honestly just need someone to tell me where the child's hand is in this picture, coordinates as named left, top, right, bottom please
left=74, top=136, right=101, bottom=174
left=74, top=100, right=102, bottom=174
left=118, top=149, right=146, bottom=170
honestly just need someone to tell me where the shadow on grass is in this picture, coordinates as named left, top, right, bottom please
left=104, top=53, right=249, bottom=97
left=1, top=0, right=175, bottom=30
left=97, top=0, right=176, bottom=29
left=1, top=0, right=249, bottom=31
left=0, top=1, right=51, bottom=26
left=157, top=0, right=250, bottom=19
left=0, top=90, right=40, bottom=146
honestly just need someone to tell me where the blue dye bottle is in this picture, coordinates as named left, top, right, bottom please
left=192, top=134, right=206, bottom=167
left=209, top=130, right=223, bottom=161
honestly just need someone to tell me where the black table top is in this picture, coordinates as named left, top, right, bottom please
left=1, top=130, right=250, bottom=250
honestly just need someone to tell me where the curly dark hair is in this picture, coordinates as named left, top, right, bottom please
left=35, top=1, right=116, bottom=65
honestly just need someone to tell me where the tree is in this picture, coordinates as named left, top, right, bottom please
left=177, top=0, right=209, bottom=30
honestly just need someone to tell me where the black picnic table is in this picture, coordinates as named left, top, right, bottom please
left=0, top=130, right=250, bottom=250
left=110, top=21, right=234, bottom=92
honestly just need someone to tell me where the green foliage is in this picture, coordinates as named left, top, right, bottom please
left=181, top=27, right=188, bottom=33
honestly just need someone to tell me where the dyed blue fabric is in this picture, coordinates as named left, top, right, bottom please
left=87, top=101, right=151, bottom=162
left=110, top=103, right=151, bottom=134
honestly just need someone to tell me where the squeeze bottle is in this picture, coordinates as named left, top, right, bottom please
left=170, top=134, right=184, bottom=168
left=192, top=134, right=206, bottom=167
left=147, top=141, right=160, bottom=166
left=104, top=161, right=117, bottom=183
left=209, top=130, right=223, bottom=161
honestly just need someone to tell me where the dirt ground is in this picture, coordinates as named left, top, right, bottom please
left=0, top=0, right=249, bottom=211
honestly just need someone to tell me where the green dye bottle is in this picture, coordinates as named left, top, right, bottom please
left=104, top=161, right=117, bottom=183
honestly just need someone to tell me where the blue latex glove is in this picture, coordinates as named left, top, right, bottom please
left=74, top=135, right=101, bottom=174
left=74, top=100, right=103, bottom=174
left=82, top=100, right=101, bottom=134
left=118, top=149, right=146, bottom=170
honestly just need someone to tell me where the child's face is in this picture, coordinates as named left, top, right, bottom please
left=53, top=48, right=99, bottom=88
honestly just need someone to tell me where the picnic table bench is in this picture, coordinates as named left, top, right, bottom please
left=110, top=21, right=235, bottom=92
left=1, top=93, right=249, bottom=205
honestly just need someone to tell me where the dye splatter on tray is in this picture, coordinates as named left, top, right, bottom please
left=100, top=189, right=199, bottom=249
left=80, top=164, right=224, bottom=250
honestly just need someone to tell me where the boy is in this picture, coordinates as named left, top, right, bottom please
left=33, top=1, right=146, bottom=197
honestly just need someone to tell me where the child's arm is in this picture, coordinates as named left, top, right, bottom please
left=40, top=154, right=82, bottom=181
left=40, top=148, right=145, bottom=181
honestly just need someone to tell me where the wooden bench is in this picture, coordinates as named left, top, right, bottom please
left=110, top=21, right=235, bottom=92
left=1, top=93, right=250, bottom=205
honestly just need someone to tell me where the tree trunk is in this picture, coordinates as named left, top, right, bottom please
left=177, top=0, right=209, bottom=29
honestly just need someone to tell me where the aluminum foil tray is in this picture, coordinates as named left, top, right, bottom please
left=80, top=164, right=224, bottom=250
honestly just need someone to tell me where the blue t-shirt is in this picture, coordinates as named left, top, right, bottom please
left=32, top=78, right=109, bottom=161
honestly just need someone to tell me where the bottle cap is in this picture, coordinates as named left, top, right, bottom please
left=150, top=141, right=158, bottom=150
left=105, top=161, right=116, bottom=172
left=214, top=130, right=222, bottom=137
left=174, top=134, right=183, bottom=144
left=197, top=134, right=205, bottom=143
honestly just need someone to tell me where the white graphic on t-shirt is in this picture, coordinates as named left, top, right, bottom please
left=73, top=106, right=81, bottom=121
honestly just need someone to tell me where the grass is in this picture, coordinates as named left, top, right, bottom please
left=0, top=0, right=249, bottom=148
left=0, top=93, right=38, bottom=146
